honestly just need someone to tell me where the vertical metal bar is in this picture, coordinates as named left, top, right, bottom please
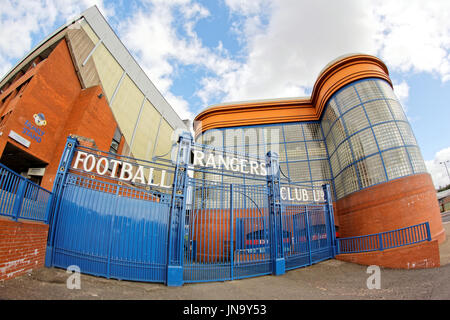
left=12, top=178, right=27, bottom=221
left=230, top=184, right=234, bottom=280
left=426, top=222, right=432, bottom=241
left=106, top=185, right=120, bottom=278
left=378, top=233, right=384, bottom=251
left=45, top=136, right=78, bottom=268
left=323, top=184, right=336, bottom=257
left=166, top=131, right=192, bottom=286
left=305, top=207, right=312, bottom=265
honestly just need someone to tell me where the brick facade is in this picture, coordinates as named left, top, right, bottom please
left=0, top=218, right=49, bottom=281
left=0, top=39, right=120, bottom=190
left=336, top=239, right=440, bottom=269
left=0, top=39, right=121, bottom=281
left=335, top=173, right=445, bottom=244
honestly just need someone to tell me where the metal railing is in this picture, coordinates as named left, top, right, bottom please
left=336, top=222, right=431, bottom=254
left=0, top=162, right=52, bottom=223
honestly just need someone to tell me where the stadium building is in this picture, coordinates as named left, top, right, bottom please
left=194, top=53, right=445, bottom=247
left=0, top=6, right=444, bottom=284
left=0, top=6, right=186, bottom=190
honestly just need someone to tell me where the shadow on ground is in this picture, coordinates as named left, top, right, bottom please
left=1, top=223, right=450, bottom=300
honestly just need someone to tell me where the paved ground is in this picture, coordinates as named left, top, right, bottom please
left=1, top=222, right=450, bottom=301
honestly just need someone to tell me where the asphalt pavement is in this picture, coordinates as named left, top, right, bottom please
left=1, top=223, right=450, bottom=301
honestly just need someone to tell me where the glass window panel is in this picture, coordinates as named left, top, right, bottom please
left=387, top=100, right=407, bottom=121
left=356, top=154, right=386, bottom=188
left=407, top=146, right=427, bottom=173
left=265, top=125, right=284, bottom=145
left=267, top=143, right=284, bottom=160
left=325, top=130, right=336, bottom=155
left=376, top=79, right=398, bottom=100
left=285, top=142, right=307, bottom=161
left=330, top=121, right=347, bottom=147
left=335, top=86, right=360, bottom=114
left=329, top=151, right=341, bottom=177
left=287, top=161, right=311, bottom=182
left=397, top=122, right=417, bottom=146
left=364, top=100, right=393, bottom=125
left=280, top=162, right=290, bottom=180
left=373, top=122, right=403, bottom=151
left=303, top=123, right=323, bottom=140
left=382, top=147, right=412, bottom=180
left=322, top=104, right=339, bottom=137
left=310, top=160, right=331, bottom=180
left=336, top=140, right=353, bottom=170
left=334, top=172, right=346, bottom=199
left=224, top=128, right=243, bottom=147
left=283, top=123, right=304, bottom=142
left=342, top=106, right=369, bottom=135
left=350, top=128, right=378, bottom=161
left=306, top=141, right=327, bottom=160
left=243, top=127, right=260, bottom=146
left=341, top=165, right=359, bottom=196
left=327, top=98, right=341, bottom=117
left=354, top=79, right=384, bottom=101
left=246, top=144, right=260, bottom=157
left=321, top=118, right=330, bottom=139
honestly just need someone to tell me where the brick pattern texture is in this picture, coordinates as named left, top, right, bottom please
left=0, top=218, right=48, bottom=281
left=336, top=240, right=440, bottom=269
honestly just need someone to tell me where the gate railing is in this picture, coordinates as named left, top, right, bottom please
left=336, top=222, right=432, bottom=254
left=45, top=134, right=338, bottom=286
left=0, top=162, right=51, bottom=223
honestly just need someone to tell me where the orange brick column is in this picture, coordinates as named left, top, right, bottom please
left=334, top=173, right=443, bottom=269
left=335, top=173, right=445, bottom=243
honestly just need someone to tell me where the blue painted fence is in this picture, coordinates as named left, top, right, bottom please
left=336, top=222, right=432, bottom=254
left=39, top=134, right=431, bottom=286
left=0, top=162, right=51, bottom=222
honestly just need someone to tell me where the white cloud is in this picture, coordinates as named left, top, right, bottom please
left=0, top=0, right=112, bottom=78
left=199, top=0, right=380, bottom=105
left=425, top=147, right=450, bottom=189
left=374, top=0, right=450, bottom=81
left=392, top=79, right=409, bottom=113
left=196, top=0, right=450, bottom=110
left=117, top=0, right=240, bottom=120
left=3, top=0, right=450, bottom=123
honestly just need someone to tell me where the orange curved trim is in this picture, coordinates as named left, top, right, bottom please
left=194, top=54, right=392, bottom=137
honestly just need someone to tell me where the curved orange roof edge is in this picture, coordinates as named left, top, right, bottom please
left=194, top=54, right=392, bottom=137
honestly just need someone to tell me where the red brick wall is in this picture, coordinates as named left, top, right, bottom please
left=336, top=173, right=445, bottom=244
left=336, top=240, right=440, bottom=269
left=0, top=39, right=119, bottom=191
left=0, top=218, right=49, bottom=281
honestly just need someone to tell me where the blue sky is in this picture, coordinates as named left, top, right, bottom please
left=0, top=0, right=449, bottom=188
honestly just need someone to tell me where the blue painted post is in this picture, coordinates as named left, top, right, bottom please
left=426, top=222, right=432, bottom=241
left=166, top=131, right=192, bottom=286
left=305, top=207, right=312, bottom=265
left=230, top=184, right=234, bottom=280
left=12, top=178, right=27, bottom=221
left=378, top=233, right=384, bottom=251
left=45, top=136, right=79, bottom=267
left=106, top=185, right=121, bottom=278
left=266, top=151, right=285, bottom=276
left=323, top=184, right=337, bottom=257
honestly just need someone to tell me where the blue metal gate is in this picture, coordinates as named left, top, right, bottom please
left=45, top=137, right=174, bottom=283
left=45, top=134, right=337, bottom=286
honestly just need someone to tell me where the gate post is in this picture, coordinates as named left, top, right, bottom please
left=45, top=136, right=79, bottom=267
left=323, top=184, right=337, bottom=257
left=166, top=131, right=192, bottom=286
left=266, top=151, right=285, bottom=276
left=12, top=178, right=27, bottom=221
